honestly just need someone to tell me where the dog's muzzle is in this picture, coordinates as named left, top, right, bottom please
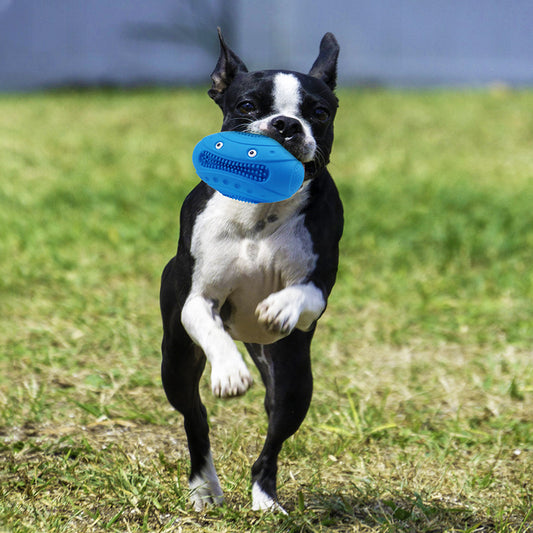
left=248, top=115, right=316, bottom=165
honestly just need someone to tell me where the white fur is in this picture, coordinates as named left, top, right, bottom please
left=181, top=295, right=253, bottom=397
left=182, top=185, right=321, bottom=397
left=252, top=482, right=288, bottom=514
left=189, top=452, right=224, bottom=511
left=273, top=72, right=301, bottom=116
left=256, top=283, right=325, bottom=334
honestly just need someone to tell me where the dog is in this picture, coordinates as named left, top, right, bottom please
left=160, top=29, right=343, bottom=513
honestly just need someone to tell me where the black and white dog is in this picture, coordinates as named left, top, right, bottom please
left=160, top=29, right=343, bottom=513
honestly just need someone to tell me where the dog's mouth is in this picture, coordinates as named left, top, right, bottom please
left=303, top=160, right=318, bottom=177
left=270, top=135, right=321, bottom=179
left=268, top=135, right=321, bottom=179
left=277, top=136, right=315, bottom=163
left=246, top=124, right=317, bottom=175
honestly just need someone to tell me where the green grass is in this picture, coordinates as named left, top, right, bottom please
left=0, top=88, right=532, bottom=532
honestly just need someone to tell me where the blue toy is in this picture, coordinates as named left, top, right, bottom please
left=192, top=131, right=305, bottom=203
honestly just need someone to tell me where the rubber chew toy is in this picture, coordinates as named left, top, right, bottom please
left=192, top=131, right=305, bottom=203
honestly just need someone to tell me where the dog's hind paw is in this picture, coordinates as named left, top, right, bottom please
left=189, top=457, right=224, bottom=511
left=211, top=356, right=253, bottom=398
left=252, top=482, right=288, bottom=514
left=189, top=458, right=224, bottom=512
left=190, top=487, right=224, bottom=512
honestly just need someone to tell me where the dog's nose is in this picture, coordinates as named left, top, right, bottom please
left=271, top=116, right=303, bottom=139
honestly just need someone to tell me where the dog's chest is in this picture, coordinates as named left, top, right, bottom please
left=189, top=190, right=317, bottom=341
left=191, top=190, right=316, bottom=293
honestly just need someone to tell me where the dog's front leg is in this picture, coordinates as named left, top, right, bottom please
left=255, top=282, right=326, bottom=336
left=182, top=295, right=253, bottom=398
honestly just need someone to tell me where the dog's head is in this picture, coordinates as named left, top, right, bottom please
left=208, top=29, right=339, bottom=177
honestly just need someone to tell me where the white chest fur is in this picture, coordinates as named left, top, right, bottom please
left=189, top=186, right=317, bottom=343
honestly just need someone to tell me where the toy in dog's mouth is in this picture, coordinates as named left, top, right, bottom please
left=192, top=132, right=305, bottom=204
left=246, top=130, right=320, bottom=178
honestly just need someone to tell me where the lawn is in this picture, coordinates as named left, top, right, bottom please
left=0, top=88, right=532, bottom=532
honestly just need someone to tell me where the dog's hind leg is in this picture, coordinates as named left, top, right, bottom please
left=245, top=329, right=314, bottom=513
left=161, top=260, right=224, bottom=511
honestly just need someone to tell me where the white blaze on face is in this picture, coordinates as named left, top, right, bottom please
left=247, top=72, right=316, bottom=162
left=273, top=73, right=302, bottom=116
left=271, top=73, right=316, bottom=162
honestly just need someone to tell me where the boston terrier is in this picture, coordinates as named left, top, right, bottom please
left=160, top=29, right=343, bottom=513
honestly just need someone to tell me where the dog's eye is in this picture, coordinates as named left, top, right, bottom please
left=237, top=101, right=256, bottom=114
left=313, top=107, right=330, bottom=122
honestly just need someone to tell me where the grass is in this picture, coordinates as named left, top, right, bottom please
left=0, top=87, right=532, bottom=532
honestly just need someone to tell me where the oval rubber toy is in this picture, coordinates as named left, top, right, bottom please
left=192, top=131, right=305, bottom=204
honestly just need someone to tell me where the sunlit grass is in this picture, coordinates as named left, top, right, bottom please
left=1, top=88, right=532, bottom=532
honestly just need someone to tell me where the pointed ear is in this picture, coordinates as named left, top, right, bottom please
left=208, top=28, right=248, bottom=105
left=308, top=33, right=339, bottom=90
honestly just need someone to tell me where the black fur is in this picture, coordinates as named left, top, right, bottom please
left=160, top=30, right=343, bottom=510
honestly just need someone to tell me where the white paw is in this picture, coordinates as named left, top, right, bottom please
left=211, top=356, right=253, bottom=398
left=252, top=482, right=288, bottom=514
left=256, top=291, right=302, bottom=336
left=189, top=457, right=224, bottom=511
left=190, top=482, right=224, bottom=512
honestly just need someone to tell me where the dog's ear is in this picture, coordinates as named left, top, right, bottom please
left=308, top=33, right=339, bottom=91
left=208, top=28, right=248, bottom=105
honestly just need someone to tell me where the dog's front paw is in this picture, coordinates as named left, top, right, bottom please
left=211, top=356, right=253, bottom=398
left=256, top=291, right=301, bottom=336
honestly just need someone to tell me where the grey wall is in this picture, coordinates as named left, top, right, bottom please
left=234, top=0, right=533, bottom=87
left=1, top=0, right=532, bottom=91
left=0, top=0, right=233, bottom=90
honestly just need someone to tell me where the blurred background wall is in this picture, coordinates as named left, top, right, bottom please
left=1, top=0, right=532, bottom=91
